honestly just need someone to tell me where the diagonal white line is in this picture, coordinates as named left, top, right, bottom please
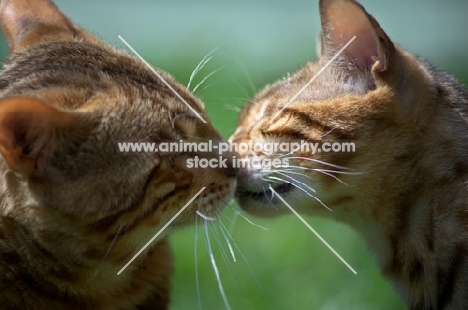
left=269, top=185, right=357, bottom=274
left=117, top=187, right=206, bottom=275
left=118, top=35, right=207, bottom=124
left=268, top=36, right=356, bottom=123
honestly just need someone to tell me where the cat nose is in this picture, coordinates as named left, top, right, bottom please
left=223, top=155, right=238, bottom=178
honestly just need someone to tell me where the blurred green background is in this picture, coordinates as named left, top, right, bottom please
left=1, top=0, right=467, bottom=309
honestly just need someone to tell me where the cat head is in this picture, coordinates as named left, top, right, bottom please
left=0, top=0, right=236, bottom=233
left=231, top=0, right=440, bottom=219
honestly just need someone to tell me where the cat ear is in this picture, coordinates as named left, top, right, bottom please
left=319, top=0, right=395, bottom=72
left=0, top=97, right=75, bottom=175
left=0, top=0, right=84, bottom=53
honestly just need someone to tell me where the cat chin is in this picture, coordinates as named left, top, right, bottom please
left=236, top=180, right=338, bottom=218
left=237, top=201, right=289, bottom=218
left=234, top=182, right=297, bottom=217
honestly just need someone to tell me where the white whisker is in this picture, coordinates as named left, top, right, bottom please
left=217, top=219, right=270, bottom=305
left=267, top=176, right=332, bottom=211
left=313, top=169, right=364, bottom=175
left=283, top=157, right=352, bottom=170
left=204, top=221, right=231, bottom=310
left=209, top=224, right=235, bottom=277
left=276, top=170, right=313, bottom=181
left=192, top=65, right=227, bottom=94
left=275, top=140, right=310, bottom=158
left=264, top=168, right=311, bottom=179
left=196, top=82, right=222, bottom=97
left=261, top=177, right=281, bottom=184
left=187, top=45, right=221, bottom=90
left=209, top=223, right=244, bottom=297
left=196, top=210, right=217, bottom=221
left=273, top=172, right=317, bottom=194
left=93, top=225, right=123, bottom=277
left=195, top=216, right=202, bottom=310
left=266, top=176, right=287, bottom=182
left=227, top=204, right=269, bottom=231
left=314, top=170, right=348, bottom=185
left=217, top=220, right=237, bottom=263
left=223, top=103, right=242, bottom=113
left=278, top=165, right=361, bottom=184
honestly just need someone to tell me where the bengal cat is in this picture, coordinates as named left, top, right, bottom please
left=0, top=0, right=236, bottom=309
left=231, top=0, right=468, bottom=308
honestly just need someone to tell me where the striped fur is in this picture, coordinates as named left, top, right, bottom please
left=231, top=0, right=468, bottom=308
left=0, top=0, right=236, bottom=309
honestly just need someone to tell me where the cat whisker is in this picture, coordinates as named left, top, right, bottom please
left=313, top=168, right=364, bottom=185
left=192, top=65, right=227, bottom=94
left=283, top=156, right=352, bottom=170
left=187, top=45, right=222, bottom=90
left=225, top=200, right=269, bottom=231
left=226, top=34, right=260, bottom=96
left=215, top=218, right=237, bottom=263
left=265, top=175, right=290, bottom=182
left=280, top=164, right=328, bottom=173
left=223, top=104, right=243, bottom=113
left=217, top=96, right=253, bottom=102
left=277, top=165, right=362, bottom=185
left=194, top=215, right=202, bottom=310
left=256, top=179, right=279, bottom=208
left=93, top=225, right=123, bottom=277
left=193, top=196, right=209, bottom=309
left=217, top=199, right=241, bottom=232
left=313, top=168, right=364, bottom=175
left=196, top=82, right=223, bottom=98
left=217, top=218, right=270, bottom=306
left=266, top=169, right=313, bottom=181
left=277, top=142, right=309, bottom=158
left=272, top=172, right=317, bottom=194
left=210, top=223, right=248, bottom=300
left=209, top=223, right=245, bottom=298
left=216, top=97, right=252, bottom=113
left=313, top=170, right=348, bottom=185
left=266, top=176, right=332, bottom=211
left=209, top=224, right=235, bottom=275
left=228, top=67, right=257, bottom=99
left=261, top=176, right=282, bottom=184
left=227, top=209, right=240, bottom=232
left=196, top=210, right=217, bottom=221
left=203, top=221, right=231, bottom=310
left=277, top=165, right=347, bottom=185
left=268, top=184, right=275, bottom=202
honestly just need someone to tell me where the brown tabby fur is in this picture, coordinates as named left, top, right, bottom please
left=0, top=0, right=236, bottom=309
left=231, top=0, right=468, bottom=309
